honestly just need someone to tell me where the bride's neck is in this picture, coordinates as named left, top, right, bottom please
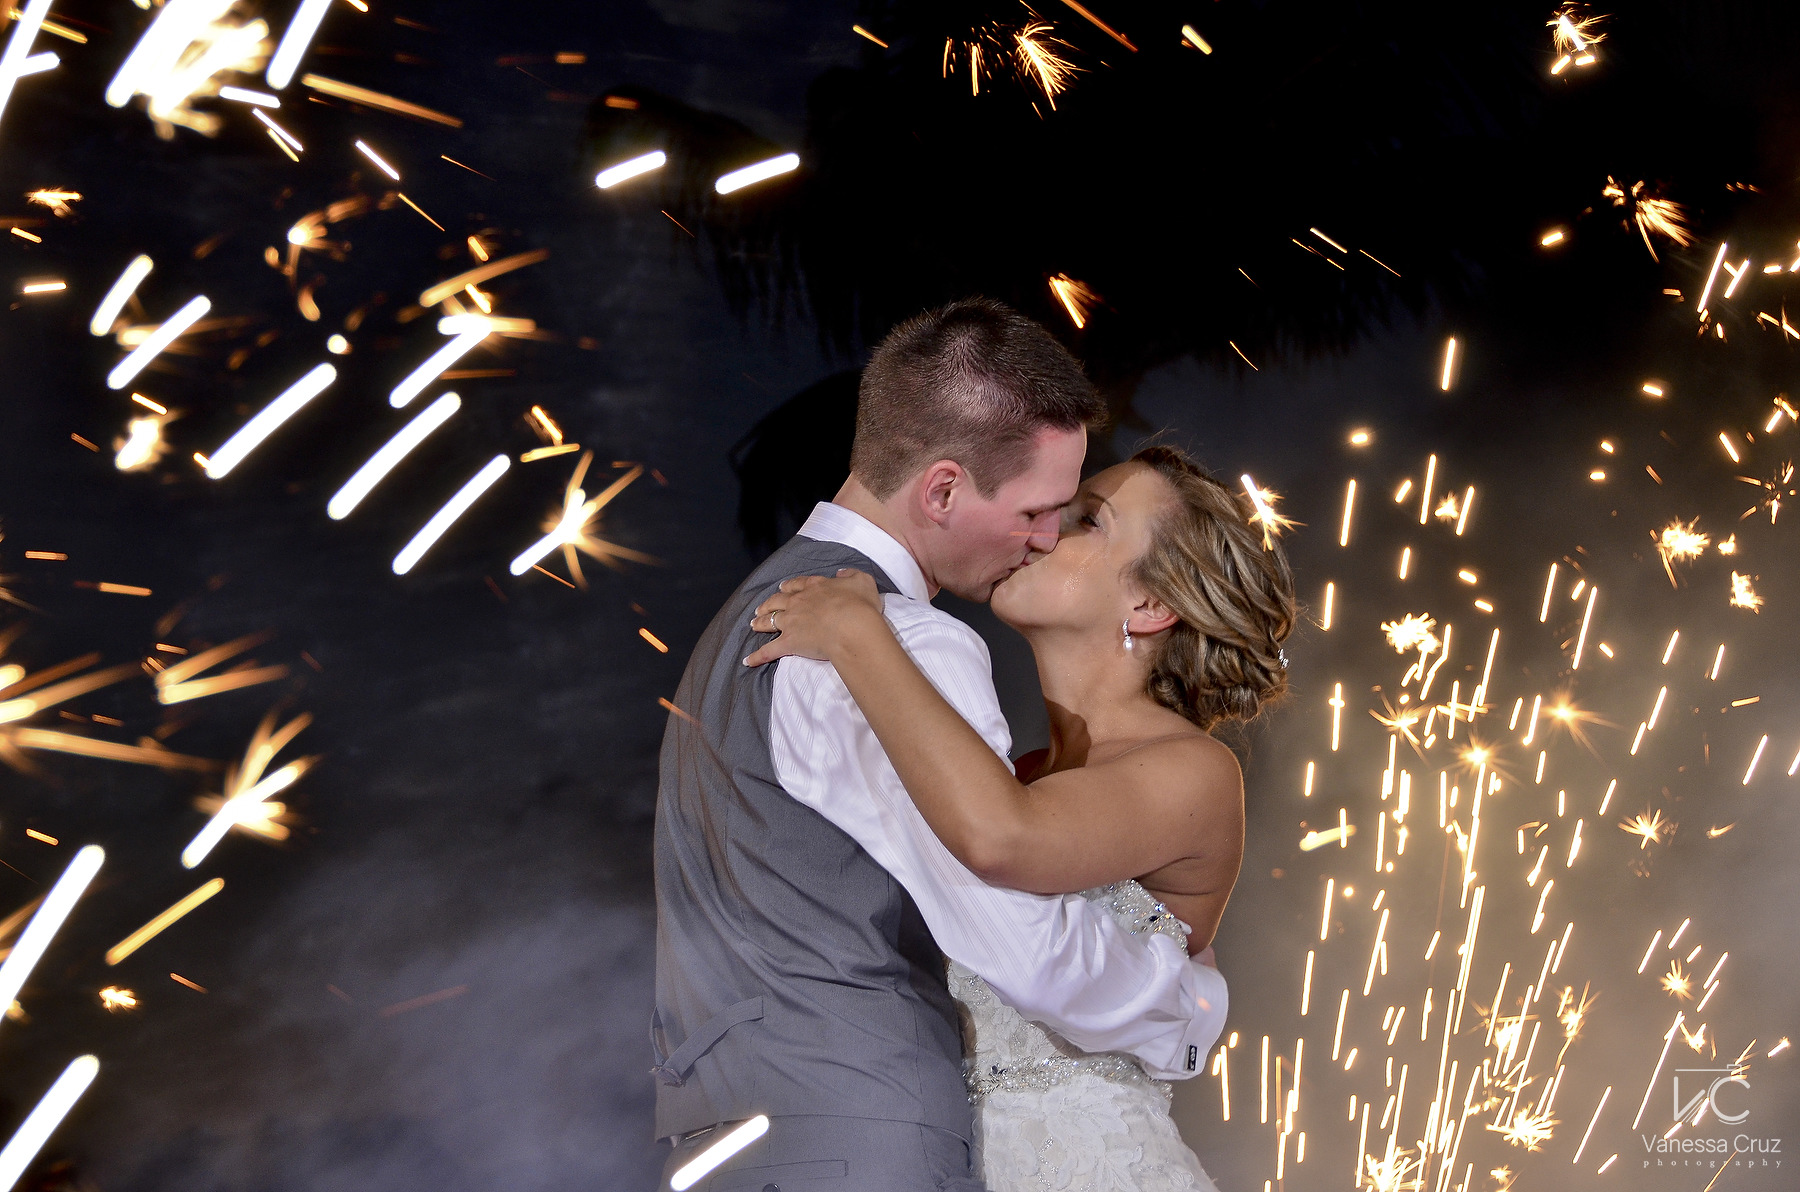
left=1027, top=629, right=1157, bottom=772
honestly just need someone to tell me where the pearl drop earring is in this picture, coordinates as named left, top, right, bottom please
left=1122, top=619, right=1134, bottom=652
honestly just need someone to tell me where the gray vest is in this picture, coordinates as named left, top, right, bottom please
left=651, top=534, right=972, bottom=1142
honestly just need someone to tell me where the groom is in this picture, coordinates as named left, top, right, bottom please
left=653, top=298, right=1228, bottom=1189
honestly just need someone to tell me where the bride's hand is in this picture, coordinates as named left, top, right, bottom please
left=744, top=569, right=886, bottom=666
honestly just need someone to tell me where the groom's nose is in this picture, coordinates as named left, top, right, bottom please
left=1022, top=514, right=1060, bottom=557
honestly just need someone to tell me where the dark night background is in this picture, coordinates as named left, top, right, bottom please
left=0, top=1, right=1797, bottom=1188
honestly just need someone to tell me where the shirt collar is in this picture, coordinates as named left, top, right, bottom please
left=796, top=502, right=931, bottom=602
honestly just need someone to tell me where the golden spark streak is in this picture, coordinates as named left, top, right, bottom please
left=1048, top=273, right=1098, bottom=329
left=104, top=878, right=224, bottom=965
left=299, top=73, right=462, bottom=126
left=1239, top=474, right=1294, bottom=546
left=1058, top=0, right=1135, bottom=50
left=4, top=728, right=213, bottom=770
left=1013, top=21, right=1078, bottom=107
left=418, top=248, right=550, bottom=308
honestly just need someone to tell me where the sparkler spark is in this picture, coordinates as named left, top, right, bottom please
left=1653, top=519, right=1708, bottom=586
left=508, top=454, right=652, bottom=585
left=1728, top=571, right=1762, bottom=611
left=1048, top=273, right=1099, bottom=329
left=181, top=710, right=315, bottom=868
left=1012, top=20, right=1079, bottom=107
left=1239, top=474, right=1295, bottom=547
left=97, top=986, right=137, bottom=1011
left=1619, top=808, right=1672, bottom=850
left=107, top=0, right=272, bottom=138
left=1602, top=177, right=1691, bottom=260
left=1661, top=960, right=1693, bottom=1001
left=1488, top=1107, right=1558, bottom=1151
left=1382, top=613, right=1440, bottom=656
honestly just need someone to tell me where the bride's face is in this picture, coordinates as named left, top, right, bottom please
left=991, top=461, right=1169, bottom=635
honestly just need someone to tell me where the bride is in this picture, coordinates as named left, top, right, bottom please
left=745, top=445, right=1297, bottom=1188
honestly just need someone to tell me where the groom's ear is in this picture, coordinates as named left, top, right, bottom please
left=917, top=460, right=967, bottom=526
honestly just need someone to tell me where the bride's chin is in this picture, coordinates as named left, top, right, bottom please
left=990, top=575, right=1035, bottom=629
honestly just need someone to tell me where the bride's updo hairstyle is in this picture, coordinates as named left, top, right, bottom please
left=1127, top=446, right=1298, bottom=731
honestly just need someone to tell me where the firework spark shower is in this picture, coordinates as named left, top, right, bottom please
left=0, top=1, right=1794, bottom=1190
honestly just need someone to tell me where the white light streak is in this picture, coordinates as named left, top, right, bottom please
left=595, top=149, right=666, bottom=189
left=106, top=294, right=210, bottom=389
left=218, top=84, right=278, bottom=106
left=0, top=1055, right=99, bottom=1190
left=204, top=363, right=336, bottom=479
left=328, top=393, right=461, bottom=519
left=265, top=0, right=333, bottom=90
left=106, top=0, right=229, bottom=108
left=0, top=0, right=58, bottom=134
left=1571, top=585, right=1597, bottom=669
left=355, top=139, right=399, bottom=179
left=1743, top=735, right=1769, bottom=785
left=0, top=845, right=104, bottom=1023
left=1696, top=242, right=1727, bottom=315
left=391, top=329, right=487, bottom=407
left=1439, top=338, right=1457, bottom=390
left=669, top=1114, right=770, bottom=1189
left=393, top=455, right=512, bottom=575
left=1338, top=479, right=1356, bottom=546
left=714, top=153, right=799, bottom=195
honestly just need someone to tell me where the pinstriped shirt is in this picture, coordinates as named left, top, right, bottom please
left=770, top=502, right=1227, bottom=1081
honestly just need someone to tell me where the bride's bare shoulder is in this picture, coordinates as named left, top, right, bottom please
left=1120, top=732, right=1245, bottom=830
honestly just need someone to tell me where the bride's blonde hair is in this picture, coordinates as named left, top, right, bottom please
left=1127, top=446, right=1297, bottom=731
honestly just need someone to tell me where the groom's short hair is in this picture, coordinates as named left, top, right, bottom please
left=851, top=298, right=1105, bottom=500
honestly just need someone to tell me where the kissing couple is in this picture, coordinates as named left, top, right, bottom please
left=653, top=298, right=1296, bottom=1189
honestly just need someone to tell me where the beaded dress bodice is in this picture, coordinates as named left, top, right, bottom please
left=948, top=879, right=1194, bottom=1102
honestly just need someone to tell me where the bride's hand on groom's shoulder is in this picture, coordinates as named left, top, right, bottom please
left=743, top=569, right=885, bottom=667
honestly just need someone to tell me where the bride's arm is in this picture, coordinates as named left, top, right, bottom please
left=745, top=572, right=1241, bottom=898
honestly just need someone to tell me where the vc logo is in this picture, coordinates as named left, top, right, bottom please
left=1673, top=1068, right=1751, bottom=1125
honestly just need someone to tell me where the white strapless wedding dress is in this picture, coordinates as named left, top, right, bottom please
left=948, top=880, right=1220, bottom=1191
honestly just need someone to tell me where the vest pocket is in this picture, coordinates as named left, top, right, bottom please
left=651, top=996, right=766, bottom=1087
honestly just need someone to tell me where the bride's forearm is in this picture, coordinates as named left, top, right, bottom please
left=830, top=620, right=1031, bottom=878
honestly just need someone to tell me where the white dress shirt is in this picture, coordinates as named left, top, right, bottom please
left=768, top=502, right=1228, bottom=1081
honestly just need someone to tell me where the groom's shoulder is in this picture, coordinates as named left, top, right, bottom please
left=881, top=594, right=991, bottom=668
